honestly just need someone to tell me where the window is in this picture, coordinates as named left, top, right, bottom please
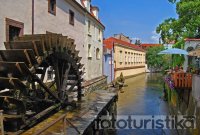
left=69, top=10, right=75, bottom=26
left=98, top=28, right=101, bottom=41
left=125, top=51, right=127, bottom=64
left=6, top=18, right=24, bottom=42
left=88, top=44, right=92, bottom=58
left=131, top=57, right=133, bottom=64
left=88, top=20, right=91, bottom=33
left=96, top=48, right=100, bottom=60
left=134, top=53, right=136, bottom=64
left=119, top=51, right=123, bottom=63
left=48, top=0, right=56, bottom=15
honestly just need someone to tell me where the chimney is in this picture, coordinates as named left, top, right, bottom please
left=91, top=6, right=99, bottom=19
left=83, top=0, right=91, bottom=11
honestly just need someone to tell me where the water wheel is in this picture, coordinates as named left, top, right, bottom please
left=0, top=33, right=84, bottom=132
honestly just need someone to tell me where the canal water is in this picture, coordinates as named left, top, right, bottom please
left=117, top=73, right=177, bottom=135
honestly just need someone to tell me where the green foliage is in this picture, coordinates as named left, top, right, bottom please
left=157, top=0, right=200, bottom=44
left=146, top=46, right=171, bottom=71
left=171, top=40, right=185, bottom=66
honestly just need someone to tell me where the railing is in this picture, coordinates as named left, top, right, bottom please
left=171, top=73, right=192, bottom=89
left=33, top=113, right=81, bottom=135
left=32, top=113, right=66, bottom=135
left=0, top=110, right=4, bottom=135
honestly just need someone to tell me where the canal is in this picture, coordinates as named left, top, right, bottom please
left=117, top=73, right=177, bottom=135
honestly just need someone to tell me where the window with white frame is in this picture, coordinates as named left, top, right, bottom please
left=128, top=56, right=130, bottom=64
left=88, top=44, right=92, bottom=58
left=130, top=56, right=132, bottom=63
left=48, top=0, right=56, bottom=15
left=134, top=53, right=136, bottom=63
left=119, top=50, right=123, bottom=63
left=98, top=28, right=101, bottom=41
left=125, top=52, right=127, bottom=64
left=96, top=48, right=100, bottom=59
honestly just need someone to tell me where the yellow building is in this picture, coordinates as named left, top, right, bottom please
left=104, top=34, right=146, bottom=78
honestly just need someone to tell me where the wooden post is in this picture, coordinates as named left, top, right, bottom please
left=0, top=110, right=4, bottom=135
left=63, top=117, right=67, bottom=135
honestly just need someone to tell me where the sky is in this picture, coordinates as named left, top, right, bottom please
left=92, top=0, right=177, bottom=43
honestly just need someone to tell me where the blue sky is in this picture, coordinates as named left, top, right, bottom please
left=92, top=0, right=177, bottom=43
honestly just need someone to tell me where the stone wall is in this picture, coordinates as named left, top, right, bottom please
left=115, top=67, right=146, bottom=79
left=165, top=81, right=200, bottom=135
left=82, top=76, right=107, bottom=96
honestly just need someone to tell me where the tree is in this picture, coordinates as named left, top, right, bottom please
left=156, top=0, right=200, bottom=44
left=146, top=46, right=171, bottom=71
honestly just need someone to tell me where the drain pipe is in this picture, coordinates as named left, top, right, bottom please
left=32, top=0, right=34, bottom=34
left=111, top=49, right=113, bottom=82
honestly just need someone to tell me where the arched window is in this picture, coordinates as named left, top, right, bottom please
left=96, top=48, right=100, bottom=59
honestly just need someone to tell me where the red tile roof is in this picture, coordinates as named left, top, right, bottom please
left=79, top=0, right=105, bottom=29
left=184, top=38, right=200, bottom=41
left=104, top=37, right=145, bottom=52
left=141, top=44, right=161, bottom=47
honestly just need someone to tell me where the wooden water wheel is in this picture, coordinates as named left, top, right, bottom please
left=0, top=33, right=84, bottom=132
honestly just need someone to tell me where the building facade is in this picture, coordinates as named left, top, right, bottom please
left=82, top=0, right=105, bottom=80
left=0, top=0, right=104, bottom=82
left=164, top=43, right=173, bottom=49
left=104, top=34, right=146, bottom=79
left=184, top=38, right=200, bottom=70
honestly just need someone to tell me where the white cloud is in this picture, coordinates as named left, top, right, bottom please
left=151, top=31, right=160, bottom=43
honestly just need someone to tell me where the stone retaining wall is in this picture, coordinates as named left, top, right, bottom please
left=165, top=82, right=200, bottom=135
left=82, top=76, right=107, bottom=96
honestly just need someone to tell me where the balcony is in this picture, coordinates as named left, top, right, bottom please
left=171, top=73, right=192, bottom=90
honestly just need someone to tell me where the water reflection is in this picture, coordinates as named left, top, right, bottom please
left=117, top=73, right=177, bottom=135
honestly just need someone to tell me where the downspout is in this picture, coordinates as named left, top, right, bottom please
left=111, top=41, right=115, bottom=81
left=111, top=49, right=113, bottom=82
left=32, top=0, right=34, bottom=34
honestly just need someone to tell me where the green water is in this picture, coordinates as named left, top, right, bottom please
left=117, top=73, right=178, bottom=135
